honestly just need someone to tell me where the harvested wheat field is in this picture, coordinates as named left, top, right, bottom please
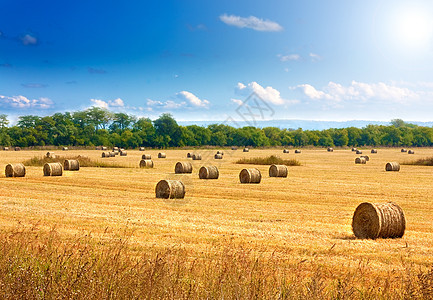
left=0, top=148, right=433, bottom=298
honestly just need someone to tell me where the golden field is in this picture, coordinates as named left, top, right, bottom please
left=0, top=148, right=432, bottom=298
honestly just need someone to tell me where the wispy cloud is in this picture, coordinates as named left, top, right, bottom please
left=20, top=33, right=38, bottom=46
left=309, top=53, right=322, bottom=62
left=220, top=14, right=283, bottom=32
left=147, top=99, right=186, bottom=110
left=236, top=81, right=285, bottom=105
left=88, top=67, right=107, bottom=74
left=187, top=24, right=207, bottom=31
left=278, top=54, right=301, bottom=61
left=294, top=81, right=421, bottom=104
left=0, top=95, right=53, bottom=109
left=176, top=91, right=210, bottom=107
left=21, top=83, right=48, bottom=88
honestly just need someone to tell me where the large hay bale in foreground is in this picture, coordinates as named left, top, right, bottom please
left=243, top=148, right=249, bottom=152
left=401, top=148, right=407, bottom=153
left=295, top=149, right=301, bottom=154
left=356, top=150, right=363, bottom=154
left=46, top=152, right=56, bottom=159
left=139, top=147, right=145, bottom=151
left=360, top=155, right=370, bottom=161
left=142, top=154, right=151, bottom=160
left=192, top=154, right=202, bottom=160
left=283, top=149, right=289, bottom=153
left=175, top=161, right=193, bottom=174
left=352, top=202, right=405, bottom=239
left=5, top=163, right=26, bottom=177
left=385, top=162, right=400, bottom=171
left=327, top=147, right=334, bottom=152
left=102, top=152, right=111, bottom=158
left=139, top=159, right=154, bottom=168
left=269, top=164, right=288, bottom=177
left=371, top=149, right=378, bottom=153
left=158, top=152, right=166, bottom=158
left=199, top=166, right=219, bottom=179
left=408, top=150, right=415, bottom=154
left=120, top=150, right=127, bottom=156
left=43, top=162, right=63, bottom=176
left=214, top=153, right=223, bottom=159
left=155, top=180, right=185, bottom=199
left=355, top=157, right=366, bottom=164
left=64, top=160, right=80, bottom=171
left=239, top=168, right=261, bottom=184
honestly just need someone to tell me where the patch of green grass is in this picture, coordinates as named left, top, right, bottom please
left=402, top=157, right=433, bottom=166
left=236, top=155, right=301, bottom=166
left=22, top=155, right=129, bottom=168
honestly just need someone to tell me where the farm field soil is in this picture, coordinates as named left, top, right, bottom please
left=0, top=148, right=432, bottom=296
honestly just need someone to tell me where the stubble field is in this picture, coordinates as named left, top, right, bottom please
left=0, top=148, right=432, bottom=298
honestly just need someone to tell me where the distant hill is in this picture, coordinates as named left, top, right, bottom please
left=178, top=119, right=433, bottom=130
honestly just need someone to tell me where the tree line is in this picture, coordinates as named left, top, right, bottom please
left=0, top=108, right=431, bottom=148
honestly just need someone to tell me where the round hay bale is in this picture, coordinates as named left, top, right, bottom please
left=64, top=159, right=80, bottom=171
left=351, top=147, right=357, bottom=152
left=5, top=163, right=26, bottom=177
left=401, top=148, right=407, bottom=152
left=192, top=154, right=202, bottom=160
left=199, top=166, right=219, bottom=179
left=102, top=152, right=110, bottom=158
left=120, top=150, right=127, bottom=156
left=327, top=147, right=334, bottom=152
left=142, top=154, right=151, bottom=160
left=352, top=202, right=405, bottom=239
left=239, top=168, right=261, bottom=184
left=216, top=150, right=224, bottom=155
left=295, top=149, right=301, bottom=154
left=46, top=152, right=56, bottom=159
left=14, top=147, right=21, bottom=151
left=356, top=150, right=363, bottom=154
left=139, top=159, right=154, bottom=168
left=4, top=147, right=9, bottom=151
left=283, top=149, right=289, bottom=153
left=113, top=147, right=119, bottom=151
left=158, top=152, right=166, bottom=158
left=155, top=180, right=185, bottom=199
left=139, top=147, right=145, bottom=151
left=175, top=161, right=193, bottom=174
left=43, top=162, right=63, bottom=176
left=355, top=157, right=366, bottom=164
left=231, top=146, right=238, bottom=150
left=102, top=146, right=108, bottom=150
left=187, top=152, right=192, bottom=158
left=386, top=162, right=400, bottom=171
left=361, top=155, right=370, bottom=161
left=110, top=152, right=116, bottom=157
left=62, top=147, right=68, bottom=151
left=269, top=164, right=288, bottom=177
left=214, top=153, right=223, bottom=159
left=371, top=149, right=377, bottom=153
left=408, top=150, right=415, bottom=154
left=243, top=148, right=249, bottom=152
left=113, top=150, right=119, bottom=156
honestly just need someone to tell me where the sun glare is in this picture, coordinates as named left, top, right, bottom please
left=394, top=9, right=433, bottom=48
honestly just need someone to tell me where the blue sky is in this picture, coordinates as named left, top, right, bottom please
left=2, top=0, right=433, bottom=124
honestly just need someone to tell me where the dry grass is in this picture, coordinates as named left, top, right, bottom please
left=236, top=155, right=301, bottom=166
left=23, top=155, right=129, bottom=168
left=1, top=148, right=433, bottom=298
left=403, top=156, right=433, bottom=166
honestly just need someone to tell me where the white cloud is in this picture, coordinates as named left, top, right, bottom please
left=21, top=34, right=38, bottom=46
left=294, top=81, right=420, bottom=104
left=90, top=99, right=109, bottom=109
left=220, top=14, right=283, bottom=32
left=147, top=99, right=186, bottom=110
left=108, top=98, right=124, bottom=107
left=236, top=81, right=285, bottom=105
left=231, top=98, right=244, bottom=106
left=278, top=54, right=301, bottom=61
left=0, top=95, right=53, bottom=109
left=177, top=91, right=210, bottom=107
left=309, top=53, right=322, bottom=62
